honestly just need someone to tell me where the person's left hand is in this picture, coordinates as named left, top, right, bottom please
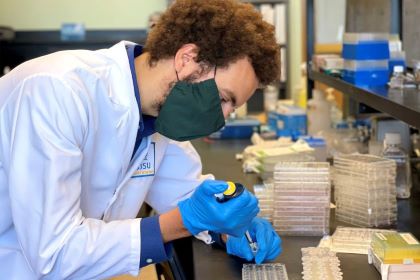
left=226, top=217, right=282, bottom=264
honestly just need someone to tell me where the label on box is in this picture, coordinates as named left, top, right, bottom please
left=400, top=233, right=419, bottom=245
left=277, top=120, right=284, bottom=129
left=403, top=258, right=414, bottom=264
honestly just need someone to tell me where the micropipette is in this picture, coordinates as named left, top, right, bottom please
left=216, top=181, right=259, bottom=255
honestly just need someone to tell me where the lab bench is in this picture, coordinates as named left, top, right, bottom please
left=175, top=138, right=420, bottom=280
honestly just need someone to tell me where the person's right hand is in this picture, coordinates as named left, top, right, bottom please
left=226, top=217, right=282, bottom=264
left=178, top=180, right=259, bottom=237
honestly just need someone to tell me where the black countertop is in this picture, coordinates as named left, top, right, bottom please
left=0, top=30, right=147, bottom=72
left=189, top=138, right=420, bottom=280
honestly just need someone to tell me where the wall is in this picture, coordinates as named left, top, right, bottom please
left=288, top=0, right=303, bottom=103
left=346, top=0, right=391, bottom=33
left=0, top=0, right=167, bottom=30
left=403, top=0, right=420, bottom=63
left=315, top=0, right=346, bottom=44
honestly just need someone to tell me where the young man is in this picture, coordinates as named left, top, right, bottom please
left=0, top=0, right=281, bottom=278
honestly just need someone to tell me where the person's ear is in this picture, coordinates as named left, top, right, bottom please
left=174, top=44, right=200, bottom=79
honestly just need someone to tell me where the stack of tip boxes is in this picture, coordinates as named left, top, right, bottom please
left=342, top=33, right=390, bottom=86
left=273, top=162, right=331, bottom=236
left=333, top=154, right=397, bottom=227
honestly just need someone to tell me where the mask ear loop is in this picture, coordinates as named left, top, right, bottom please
left=175, top=70, right=180, bottom=82
left=173, top=57, right=180, bottom=81
left=175, top=64, right=215, bottom=82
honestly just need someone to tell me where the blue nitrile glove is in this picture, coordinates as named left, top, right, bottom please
left=226, top=217, right=282, bottom=264
left=178, top=180, right=259, bottom=237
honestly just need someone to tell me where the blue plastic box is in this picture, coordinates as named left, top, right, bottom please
left=343, top=60, right=389, bottom=86
left=342, top=69, right=389, bottom=86
left=342, top=33, right=390, bottom=60
left=298, top=136, right=326, bottom=148
left=61, top=23, right=85, bottom=41
left=389, top=59, right=406, bottom=75
left=298, top=136, right=327, bottom=161
left=342, top=42, right=390, bottom=60
left=209, top=119, right=260, bottom=139
left=388, top=51, right=406, bottom=75
left=268, top=105, right=307, bottom=140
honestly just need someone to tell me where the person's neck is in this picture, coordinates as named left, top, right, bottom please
left=134, top=53, right=174, bottom=116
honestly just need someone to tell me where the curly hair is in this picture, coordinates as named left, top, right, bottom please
left=144, top=0, right=280, bottom=85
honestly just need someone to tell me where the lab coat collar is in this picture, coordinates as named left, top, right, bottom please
left=125, top=44, right=156, bottom=159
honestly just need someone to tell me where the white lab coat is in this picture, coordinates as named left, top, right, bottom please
left=0, top=41, right=213, bottom=279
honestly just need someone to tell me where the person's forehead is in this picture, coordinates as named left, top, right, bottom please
left=219, top=58, right=257, bottom=81
left=216, top=58, right=259, bottom=101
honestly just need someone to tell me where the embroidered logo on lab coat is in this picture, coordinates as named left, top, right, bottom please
left=132, top=142, right=155, bottom=178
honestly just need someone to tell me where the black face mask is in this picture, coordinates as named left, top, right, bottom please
left=155, top=74, right=225, bottom=141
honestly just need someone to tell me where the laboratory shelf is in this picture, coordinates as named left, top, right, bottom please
left=308, top=69, right=420, bottom=129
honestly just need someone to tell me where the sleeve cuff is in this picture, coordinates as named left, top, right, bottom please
left=139, top=216, right=173, bottom=267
